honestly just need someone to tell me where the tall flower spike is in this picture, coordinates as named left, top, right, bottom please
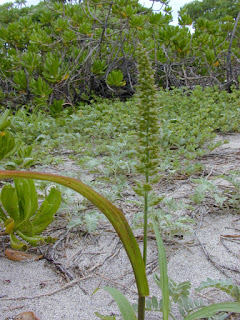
left=135, top=43, right=162, bottom=319
left=135, top=43, right=160, bottom=183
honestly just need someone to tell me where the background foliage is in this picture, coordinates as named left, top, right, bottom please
left=0, top=0, right=239, bottom=110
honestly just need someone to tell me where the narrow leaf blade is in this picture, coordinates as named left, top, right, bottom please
left=184, top=302, right=240, bottom=320
left=100, top=287, right=137, bottom=320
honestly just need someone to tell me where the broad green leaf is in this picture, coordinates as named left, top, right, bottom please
left=99, top=287, right=137, bottom=320
left=4, top=161, right=18, bottom=170
left=184, top=302, right=240, bottom=320
left=152, top=217, right=169, bottom=320
left=30, top=201, right=53, bottom=234
left=1, top=184, right=19, bottom=224
left=0, top=131, right=22, bottom=161
left=17, top=219, right=33, bottom=235
left=14, top=178, right=38, bottom=222
left=0, top=110, right=11, bottom=131
left=0, top=170, right=149, bottom=298
left=31, top=188, right=61, bottom=234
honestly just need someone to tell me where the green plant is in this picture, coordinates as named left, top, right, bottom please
left=196, top=278, right=240, bottom=302
left=4, top=144, right=35, bottom=170
left=107, top=70, right=126, bottom=87
left=0, top=110, right=22, bottom=162
left=0, top=110, right=35, bottom=170
left=139, top=272, right=240, bottom=319
left=93, top=45, right=240, bottom=320
left=132, top=197, right=195, bottom=238
left=0, top=178, right=61, bottom=250
left=67, top=209, right=104, bottom=233
left=191, top=178, right=227, bottom=206
left=49, top=99, right=64, bottom=117
left=0, top=45, right=240, bottom=320
left=221, top=172, right=240, bottom=210
left=0, top=169, right=149, bottom=309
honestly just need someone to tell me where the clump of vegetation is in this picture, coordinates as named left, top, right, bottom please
left=0, top=178, right=61, bottom=250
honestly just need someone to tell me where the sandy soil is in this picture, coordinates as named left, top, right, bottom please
left=1, top=134, right=240, bottom=320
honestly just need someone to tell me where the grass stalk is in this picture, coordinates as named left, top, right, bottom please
left=138, top=296, right=146, bottom=320
left=143, top=189, right=149, bottom=267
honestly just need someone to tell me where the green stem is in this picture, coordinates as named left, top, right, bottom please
left=143, top=188, right=148, bottom=266
left=143, top=111, right=150, bottom=267
left=138, top=296, right=146, bottom=320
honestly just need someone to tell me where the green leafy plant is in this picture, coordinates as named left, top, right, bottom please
left=0, top=178, right=61, bottom=250
left=132, top=197, right=195, bottom=238
left=196, top=278, right=240, bottom=302
left=191, top=178, right=227, bottom=206
left=0, top=110, right=35, bottom=170
left=0, top=110, right=22, bottom=162
left=107, top=70, right=126, bottom=87
left=93, top=45, right=240, bottom=320
left=0, top=44, right=240, bottom=320
left=49, top=99, right=64, bottom=117
left=4, top=144, right=34, bottom=169
left=221, top=172, right=240, bottom=210
left=68, top=210, right=104, bottom=233
left=91, top=59, right=107, bottom=76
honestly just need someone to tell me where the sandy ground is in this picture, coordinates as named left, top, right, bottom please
left=1, top=134, right=240, bottom=320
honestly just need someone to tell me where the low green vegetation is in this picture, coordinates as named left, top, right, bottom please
left=1, top=83, right=240, bottom=242
left=0, top=0, right=239, bottom=318
left=9, top=85, right=240, bottom=173
left=0, top=178, right=61, bottom=250
left=0, top=42, right=240, bottom=320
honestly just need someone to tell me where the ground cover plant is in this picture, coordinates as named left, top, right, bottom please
left=0, top=178, right=61, bottom=250
left=1, top=43, right=240, bottom=320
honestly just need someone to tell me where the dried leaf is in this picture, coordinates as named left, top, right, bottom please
left=6, top=312, right=40, bottom=320
left=5, top=248, right=43, bottom=262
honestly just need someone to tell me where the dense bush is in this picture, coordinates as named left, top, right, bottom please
left=0, top=0, right=239, bottom=111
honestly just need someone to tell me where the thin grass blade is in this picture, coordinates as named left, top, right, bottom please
left=99, top=287, right=137, bottom=320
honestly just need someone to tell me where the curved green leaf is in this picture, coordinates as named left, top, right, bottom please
left=31, top=187, right=61, bottom=234
left=0, top=131, right=22, bottom=161
left=0, top=110, right=11, bottom=131
left=14, top=178, right=38, bottom=222
left=99, top=287, right=137, bottom=320
left=0, top=170, right=149, bottom=298
left=1, top=184, right=19, bottom=224
left=10, top=233, right=28, bottom=251
left=184, top=302, right=240, bottom=320
left=17, top=231, right=45, bottom=246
